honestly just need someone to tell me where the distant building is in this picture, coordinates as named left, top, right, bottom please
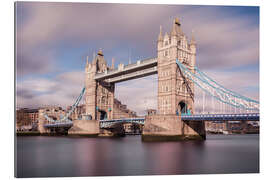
left=123, top=123, right=143, bottom=134
left=205, top=121, right=259, bottom=134
left=39, top=106, right=66, bottom=121
left=147, top=109, right=157, bottom=115
left=67, top=104, right=86, bottom=120
left=113, top=98, right=137, bottom=119
left=16, top=108, right=39, bottom=131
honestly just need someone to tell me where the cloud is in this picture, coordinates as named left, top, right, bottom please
left=115, top=75, right=158, bottom=115
left=172, top=7, right=259, bottom=70
left=15, top=2, right=182, bottom=77
left=16, top=3, right=259, bottom=74
left=16, top=71, right=84, bottom=108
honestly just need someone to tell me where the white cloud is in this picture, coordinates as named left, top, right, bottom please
left=115, top=75, right=158, bottom=115
left=16, top=71, right=84, bottom=108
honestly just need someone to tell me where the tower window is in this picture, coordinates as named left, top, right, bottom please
left=165, top=41, right=168, bottom=46
left=164, top=51, right=168, bottom=57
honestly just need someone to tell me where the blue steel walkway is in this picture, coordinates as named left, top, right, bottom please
left=181, top=113, right=259, bottom=121
left=44, top=113, right=259, bottom=128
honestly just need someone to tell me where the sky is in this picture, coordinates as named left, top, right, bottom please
left=15, top=2, right=259, bottom=115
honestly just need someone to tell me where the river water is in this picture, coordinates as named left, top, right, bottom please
left=16, top=134, right=259, bottom=177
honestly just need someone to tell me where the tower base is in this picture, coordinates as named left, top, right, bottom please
left=142, top=114, right=206, bottom=141
left=68, top=120, right=99, bottom=136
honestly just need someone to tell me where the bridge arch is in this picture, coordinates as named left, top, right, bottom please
left=98, top=109, right=107, bottom=120
left=177, top=101, right=190, bottom=115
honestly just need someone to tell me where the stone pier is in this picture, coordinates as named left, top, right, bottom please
left=68, top=120, right=99, bottom=136
left=142, top=114, right=205, bottom=141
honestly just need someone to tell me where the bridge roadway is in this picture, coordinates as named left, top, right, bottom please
left=43, top=113, right=259, bottom=128
left=181, top=113, right=259, bottom=121
left=94, top=57, right=157, bottom=83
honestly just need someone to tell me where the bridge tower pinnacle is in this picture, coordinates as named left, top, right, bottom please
left=85, top=51, right=115, bottom=120
left=157, top=18, right=195, bottom=115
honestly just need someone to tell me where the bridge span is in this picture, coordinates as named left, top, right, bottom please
left=43, top=113, right=259, bottom=129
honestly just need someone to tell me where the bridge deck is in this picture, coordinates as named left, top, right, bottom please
left=94, top=57, right=157, bottom=83
left=43, top=122, right=73, bottom=128
left=181, top=113, right=259, bottom=121
left=44, top=113, right=259, bottom=128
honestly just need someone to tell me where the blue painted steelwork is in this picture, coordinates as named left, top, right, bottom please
left=99, top=113, right=259, bottom=128
left=100, top=118, right=145, bottom=128
left=196, top=68, right=259, bottom=103
left=181, top=113, right=259, bottom=121
left=176, top=59, right=259, bottom=111
left=43, top=87, right=85, bottom=127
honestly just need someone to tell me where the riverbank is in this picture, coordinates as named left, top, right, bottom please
left=16, top=131, right=40, bottom=136
left=16, top=131, right=259, bottom=137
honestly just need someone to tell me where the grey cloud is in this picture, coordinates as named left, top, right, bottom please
left=17, top=2, right=259, bottom=75
left=16, top=71, right=85, bottom=108
left=115, top=75, right=158, bottom=115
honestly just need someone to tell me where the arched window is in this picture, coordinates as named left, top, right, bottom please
left=165, top=41, right=168, bottom=46
left=164, top=51, right=168, bottom=57
left=101, top=96, right=105, bottom=104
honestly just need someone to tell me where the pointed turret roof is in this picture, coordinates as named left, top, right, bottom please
left=97, top=49, right=104, bottom=56
left=164, top=32, right=169, bottom=39
left=190, top=30, right=196, bottom=46
left=171, top=18, right=184, bottom=37
left=86, top=56, right=89, bottom=65
left=158, top=25, right=163, bottom=41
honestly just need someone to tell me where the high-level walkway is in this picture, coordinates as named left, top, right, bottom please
left=94, top=58, right=157, bottom=83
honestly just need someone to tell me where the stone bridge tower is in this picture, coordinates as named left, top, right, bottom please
left=143, top=18, right=205, bottom=141
left=85, top=50, right=115, bottom=120
left=157, top=18, right=196, bottom=115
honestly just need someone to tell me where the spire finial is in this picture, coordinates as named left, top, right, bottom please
left=98, top=48, right=103, bottom=56
left=190, top=29, right=196, bottom=45
left=175, top=18, right=180, bottom=25
left=158, top=25, right=163, bottom=41
left=112, top=58, right=115, bottom=69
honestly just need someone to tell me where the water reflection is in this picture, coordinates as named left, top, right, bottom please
left=16, top=134, right=259, bottom=177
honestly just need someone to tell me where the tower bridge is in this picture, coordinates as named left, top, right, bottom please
left=38, top=18, right=259, bottom=140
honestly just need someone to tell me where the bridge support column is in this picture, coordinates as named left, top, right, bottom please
left=68, top=120, right=100, bottom=136
left=142, top=115, right=205, bottom=141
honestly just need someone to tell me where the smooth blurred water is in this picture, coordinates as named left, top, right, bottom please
left=16, top=134, right=259, bottom=177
